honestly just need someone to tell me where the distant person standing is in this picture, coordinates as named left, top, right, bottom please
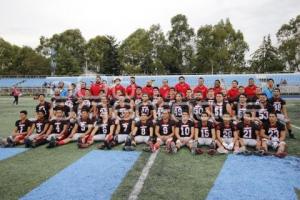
left=263, top=78, right=275, bottom=99
left=11, top=86, right=21, bottom=105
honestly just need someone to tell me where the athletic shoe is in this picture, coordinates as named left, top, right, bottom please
left=217, top=147, right=228, bottom=154
left=123, top=145, right=135, bottom=151
left=143, top=146, right=152, bottom=152
left=195, top=148, right=204, bottom=155
left=170, top=141, right=177, bottom=154
left=24, top=138, right=32, bottom=148
left=242, top=150, right=252, bottom=156
left=274, top=152, right=287, bottom=158
left=253, top=150, right=264, bottom=156
left=97, top=143, right=106, bottom=150
left=289, top=131, right=295, bottom=139
left=207, top=149, right=216, bottom=155
left=6, top=137, right=14, bottom=147
left=46, top=137, right=56, bottom=148
left=0, top=138, right=5, bottom=148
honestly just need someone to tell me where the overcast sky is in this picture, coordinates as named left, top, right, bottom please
left=0, top=0, right=299, bottom=56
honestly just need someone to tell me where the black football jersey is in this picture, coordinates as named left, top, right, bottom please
left=157, top=119, right=175, bottom=136
left=138, top=103, right=154, bottom=117
left=212, top=102, right=229, bottom=122
left=263, top=121, right=285, bottom=139
left=171, top=102, right=189, bottom=119
left=50, top=119, right=67, bottom=134
left=36, top=101, right=51, bottom=119
left=191, top=100, right=207, bottom=120
left=255, top=102, right=274, bottom=123
left=77, top=118, right=93, bottom=133
left=119, top=119, right=133, bottom=135
left=176, top=120, right=194, bottom=137
left=135, top=120, right=153, bottom=136
left=237, top=122, right=259, bottom=139
left=269, top=97, right=286, bottom=114
left=197, top=121, right=214, bottom=138
left=217, top=122, right=236, bottom=138
left=15, top=119, right=31, bottom=134
left=115, top=104, right=131, bottom=119
left=95, top=118, right=115, bottom=135
left=33, top=119, right=49, bottom=134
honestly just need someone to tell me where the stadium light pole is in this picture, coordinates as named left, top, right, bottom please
left=50, top=47, right=56, bottom=76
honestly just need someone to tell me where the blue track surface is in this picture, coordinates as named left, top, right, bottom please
left=21, top=150, right=141, bottom=200
left=206, top=155, right=300, bottom=200
left=0, top=148, right=28, bottom=161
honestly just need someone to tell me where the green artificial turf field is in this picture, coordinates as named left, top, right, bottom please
left=0, top=97, right=299, bottom=200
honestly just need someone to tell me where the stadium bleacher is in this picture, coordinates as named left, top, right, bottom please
left=0, top=73, right=299, bottom=89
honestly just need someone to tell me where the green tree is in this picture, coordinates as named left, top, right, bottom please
left=119, top=29, right=153, bottom=74
left=168, top=14, right=195, bottom=73
left=86, top=35, right=120, bottom=75
left=249, top=35, right=283, bottom=73
left=195, top=19, right=248, bottom=73
left=276, top=15, right=300, bottom=72
left=37, top=29, right=85, bottom=75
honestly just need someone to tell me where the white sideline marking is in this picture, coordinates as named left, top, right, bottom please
left=292, top=124, right=300, bottom=130
left=128, top=150, right=159, bottom=200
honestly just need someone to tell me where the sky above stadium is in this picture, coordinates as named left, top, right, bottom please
left=0, top=0, right=299, bottom=56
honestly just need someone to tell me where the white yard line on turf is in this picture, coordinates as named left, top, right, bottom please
left=291, top=124, right=300, bottom=130
left=128, top=150, right=159, bottom=200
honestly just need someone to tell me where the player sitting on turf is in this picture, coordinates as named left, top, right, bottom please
left=0, top=110, right=31, bottom=147
left=24, top=110, right=50, bottom=148
left=44, top=107, right=68, bottom=148
left=86, top=111, right=115, bottom=149
left=173, top=111, right=196, bottom=154
left=154, top=109, right=176, bottom=152
left=132, top=113, right=156, bottom=152
left=260, top=112, right=287, bottom=158
left=269, top=88, right=294, bottom=138
left=236, top=112, right=261, bottom=155
left=114, top=109, right=135, bottom=151
left=194, top=112, right=217, bottom=155
left=216, top=113, right=239, bottom=154
left=61, top=108, right=94, bottom=148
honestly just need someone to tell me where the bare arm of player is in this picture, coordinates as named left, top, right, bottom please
left=170, top=125, right=175, bottom=138
left=68, top=124, right=78, bottom=138
left=132, top=126, right=138, bottom=137
left=226, top=104, right=233, bottom=117
left=83, top=124, right=93, bottom=136
left=216, top=130, right=222, bottom=143
left=194, top=127, right=199, bottom=140
left=279, top=130, right=286, bottom=142
left=27, top=123, right=35, bottom=137
left=115, top=123, right=120, bottom=135
left=130, top=121, right=136, bottom=136
left=58, top=124, right=68, bottom=138
left=282, top=105, right=289, bottom=119
left=211, top=128, right=216, bottom=141
left=189, top=127, right=195, bottom=140
left=260, top=129, right=269, bottom=139
left=89, top=125, right=99, bottom=138
left=155, top=125, right=161, bottom=138
left=152, top=109, right=157, bottom=121
left=108, top=124, right=115, bottom=137
left=255, top=130, right=260, bottom=142
left=233, top=130, right=239, bottom=144
left=188, top=103, right=193, bottom=119
left=205, top=106, right=212, bottom=118
left=149, top=127, right=154, bottom=137
left=108, top=107, right=113, bottom=118
left=175, top=127, right=180, bottom=140
left=44, top=125, right=53, bottom=138
left=12, top=127, right=18, bottom=137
